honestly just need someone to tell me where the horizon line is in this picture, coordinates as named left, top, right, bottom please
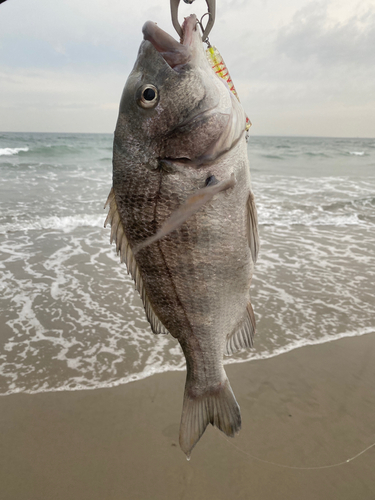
left=1, top=131, right=374, bottom=140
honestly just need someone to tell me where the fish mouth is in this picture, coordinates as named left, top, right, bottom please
left=142, top=15, right=198, bottom=69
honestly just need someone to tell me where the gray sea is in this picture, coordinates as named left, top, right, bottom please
left=0, top=132, right=374, bottom=396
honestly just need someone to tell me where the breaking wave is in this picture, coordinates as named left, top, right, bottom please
left=0, top=214, right=104, bottom=235
left=1, top=132, right=374, bottom=396
left=0, top=147, right=29, bottom=156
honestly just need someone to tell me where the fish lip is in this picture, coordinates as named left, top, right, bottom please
left=142, top=15, right=198, bottom=69
left=180, top=15, right=198, bottom=47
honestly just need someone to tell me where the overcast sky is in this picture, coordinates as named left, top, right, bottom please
left=1, top=0, right=374, bottom=137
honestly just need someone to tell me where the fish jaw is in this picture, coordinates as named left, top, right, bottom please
left=142, top=14, right=208, bottom=71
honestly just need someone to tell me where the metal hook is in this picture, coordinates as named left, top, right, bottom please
left=170, top=0, right=216, bottom=41
left=197, top=12, right=213, bottom=45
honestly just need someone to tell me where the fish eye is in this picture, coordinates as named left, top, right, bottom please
left=137, top=84, right=159, bottom=109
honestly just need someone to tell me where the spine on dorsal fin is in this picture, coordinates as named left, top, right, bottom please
left=104, top=188, right=169, bottom=335
left=247, top=191, right=259, bottom=264
left=225, top=302, right=256, bottom=356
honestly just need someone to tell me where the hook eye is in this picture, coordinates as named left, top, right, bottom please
left=197, top=12, right=213, bottom=43
left=170, top=0, right=216, bottom=41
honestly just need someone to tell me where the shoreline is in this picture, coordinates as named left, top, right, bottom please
left=1, top=333, right=375, bottom=500
left=1, top=327, right=374, bottom=397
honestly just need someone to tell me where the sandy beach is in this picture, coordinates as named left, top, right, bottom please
left=1, top=333, right=375, bottom=500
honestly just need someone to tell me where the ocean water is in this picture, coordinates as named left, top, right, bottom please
left=0, top=132, right=374, bottom=396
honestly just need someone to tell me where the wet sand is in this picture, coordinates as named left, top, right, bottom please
left=1, top=333, right=375, bottom=500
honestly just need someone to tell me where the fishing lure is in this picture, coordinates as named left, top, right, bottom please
left=170, top=0, right=251, bottom=134
left=205, top=44, right=252, bottom=133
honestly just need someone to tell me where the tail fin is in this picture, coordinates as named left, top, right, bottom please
left=179, top=375, right=241, bottom=458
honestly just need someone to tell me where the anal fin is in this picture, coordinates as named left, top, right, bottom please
left=225, top=302, right=256, bottom=356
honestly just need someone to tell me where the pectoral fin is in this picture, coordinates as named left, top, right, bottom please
left=133, top=174, right=236, bottom=253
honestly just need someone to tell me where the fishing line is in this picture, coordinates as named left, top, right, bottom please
left=220, top=434, right=375, bottom=470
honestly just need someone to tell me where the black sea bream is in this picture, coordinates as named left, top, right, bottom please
left=105, top=14, right=259, bottom=457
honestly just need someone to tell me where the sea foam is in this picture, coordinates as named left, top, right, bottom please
left=0, top=214, right=104, bottom=234
left=1, top=132, right=375, bottom=397
left=0, top=147, right=29, bottom=156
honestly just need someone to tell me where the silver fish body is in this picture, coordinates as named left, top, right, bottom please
left=105, top=15, right=259, bottom=457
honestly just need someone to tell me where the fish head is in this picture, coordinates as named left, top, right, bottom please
left=114, top=15, right=246, bottom=171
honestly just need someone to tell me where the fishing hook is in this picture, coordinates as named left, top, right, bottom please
left=170, top=0, right=216, bottom=41
left=197, top=12, right=213, bottom=45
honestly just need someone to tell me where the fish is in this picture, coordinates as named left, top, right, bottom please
left=104, top=14, right=259, bottom=458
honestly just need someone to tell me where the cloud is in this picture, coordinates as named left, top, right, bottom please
left=276, top=1, right=375, bottom=67
left=0, top=0, right=170, bottom=71
left=270, top=1, right=375, bottom=109
left=220, top=1, right=375, bottom=137
left=0, top=0, right=374, bottom=136
left=0, top=67, right=123, bottom=132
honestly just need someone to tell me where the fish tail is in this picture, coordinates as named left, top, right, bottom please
left=179, top=373, right=241, bottom=458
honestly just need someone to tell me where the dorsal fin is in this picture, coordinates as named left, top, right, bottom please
left=247, top=191, right=259, bottom=264
left=104, top=188, right=169, bottom=335
left=225, top=302, right=256, bottom=356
